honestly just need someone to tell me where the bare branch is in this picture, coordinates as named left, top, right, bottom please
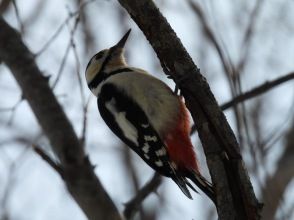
left=124, top=173, right=162, bottom=220
left=80, top=96, right=91, bottom=147
left=0, top=95, right=23, bottom=125
left=35, top=0, right=94, bottom=56
left=0, top=146, right=30, bottom=219
left=122, top=147, right=140, bottom=192
left=11, top=0, right=24, bottom=34
left=51, top=42, right=71, bottom=89
left=66, top=13, right=86, bottom=106
left=33, top=144, right=63, bottom=177
left=237, top=0, right=265, bottom=73
left=261, top=119, right=294, bottom=220
left=22, top=0, right=46, bottom=27
left=188, top=0, right=246, bottom=150
left=191, top=72, right=294, bottom=135
left=221, top=72, right=294, bottom=110
left=51, top=11, right=85, bottom=93
left=188, top=0, right=234, bottom=87
left=76, top=0, right=97, bottom=55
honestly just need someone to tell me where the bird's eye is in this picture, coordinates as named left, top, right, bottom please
left=95, top=52, right=104, bottom=60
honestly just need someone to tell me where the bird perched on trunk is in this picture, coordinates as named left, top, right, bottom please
left=85, top=29, right=215, bottom=203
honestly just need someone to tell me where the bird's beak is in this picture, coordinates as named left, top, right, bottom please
left=114, top=29, right=131, bottom=49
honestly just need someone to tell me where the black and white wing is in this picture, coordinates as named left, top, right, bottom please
left=97, top=83, right=192, bottom=198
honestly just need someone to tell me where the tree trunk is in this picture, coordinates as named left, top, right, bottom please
left=117, top=1, right=262, bottom=219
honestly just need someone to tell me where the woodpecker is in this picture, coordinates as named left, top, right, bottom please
left=85, top=29, right=215, bottom=203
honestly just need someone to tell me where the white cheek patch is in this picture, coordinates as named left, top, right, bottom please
left=86, top=63, right=101, bottom=83
left=105, top=98, right=139, bottom=146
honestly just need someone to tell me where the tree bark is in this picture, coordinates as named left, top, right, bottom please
left=117, top=1, right=262, bottom=219
left=0, top=17, right=122, bottom=220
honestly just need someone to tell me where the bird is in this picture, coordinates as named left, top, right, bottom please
left=85, top=29, right=215, bottom=203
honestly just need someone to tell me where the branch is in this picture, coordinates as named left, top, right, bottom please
left=0, top=16, right=122, bottom=220
left=0, top=95, right=24, bottom=125
left=188, top=0, right=250, bottom=151
left=190, top=72, right=294, bottom=135
left=124, top=173, right=162, bottom=220
left=117, top=1, right=261, bottom=219
left=237, top=0, right=265, bottom=74
left=35, top=0, right=94, bottom=56
left=0, top=146, right=29, bottom=220
left=261, top=119, right=294, bottom=220
left=66, top=11, right=85, bottom=106
left=33, top=145, right=63, bottom=177
left=221, top=72, right=294, bottom=110
left=12, top=0, right=24, bottom=34
left=188, top=0, right=234, bottom=88
left=80, top=96, right=91, bottom=147
left=75, top=0, right=97, bottom=55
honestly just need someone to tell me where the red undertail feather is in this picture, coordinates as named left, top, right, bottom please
left=165, top=99, right=199, bottom=173
left=165, top=99, right=216, bottom=203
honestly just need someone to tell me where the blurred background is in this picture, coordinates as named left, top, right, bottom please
left=0, top=0, right=294, bottom=219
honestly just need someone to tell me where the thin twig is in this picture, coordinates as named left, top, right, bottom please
left=263, top=97, right=294, bottom=152
left=35, top=0, right=95, bottom=56
left=80, top=96, right=91, bottom=147
left=51, top=43, right=71, bottom=89
left=12, top=0, right=24, bottom=34
left=23, top=0, right=46, bottom=27
left=188, top=0, right=245, bottom=147
left=33, top=144, right=63, bottom=177
left=66, top=14, right=86, bottom=106
left=0, top=146, right=30, bottom=219
left=261, top=118, right=294, bottom=219
left=123, top=173, right=162, bottom=220
left=247, top=99, right=263, bottom=174
left=35, top=19, right=69, bottom=56
left=51, top=13, right=82, bottom=90
left=76, top=0, right=96, bottom=55
left=221, top=72, right=294, bottom=110
left=36, top=1, right=93, bottom=93
left=191, top=72, right=294, bottom=134
left=188, top=0, right=234, bottom=90
left=237, top=0, right=265, bottom=74
left=0, top=95, right=24, bottom=125
left=0, top=95, right=23, bottom=112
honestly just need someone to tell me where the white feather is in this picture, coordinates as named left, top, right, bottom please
left=105, top=98, right=139, bottom=146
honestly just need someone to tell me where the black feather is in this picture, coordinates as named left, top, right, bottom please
left=98, top=83, right=174, bottom=176
left=187, top=171, right=216, bottom=204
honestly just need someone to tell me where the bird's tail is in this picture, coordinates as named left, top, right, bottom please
left=171, top=171, right=216, bottom=204
left=172, top=175, right=193, bottom=199
left=187, top=171, right=216, bottom=204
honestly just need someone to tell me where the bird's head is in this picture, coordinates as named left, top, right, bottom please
left=85, top=29, right=131, bottom=96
